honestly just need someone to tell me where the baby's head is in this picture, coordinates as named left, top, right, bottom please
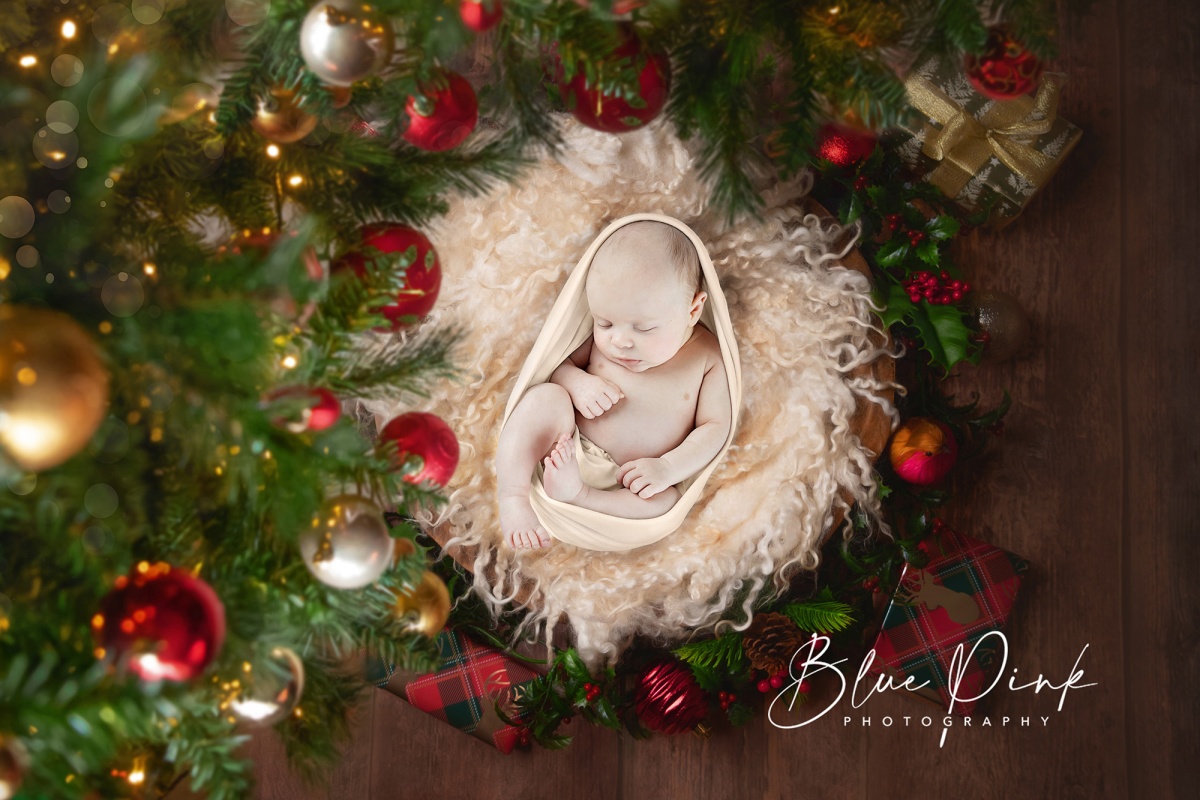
left=585, top=220, right=708, bottom=372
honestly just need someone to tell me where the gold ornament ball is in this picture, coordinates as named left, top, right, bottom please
left=299, top=495, right=395, bottom=589
left=228, top=646, right=305, bottom=728
left=0, top=306, right=110, bottom=472
left=299, top=0, right=396, bottom=87
left=966, top=290, right=1033, bottom=361
left=0, top=734, right=30, bottom=800
left=393, top=570, right=450, bottom=638
left=250, top=88, right=319, bottom=144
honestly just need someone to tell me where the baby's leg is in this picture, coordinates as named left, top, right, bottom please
left=495, top=383, right=576, bottom=548
left=542, top=436, right=680, bottom=519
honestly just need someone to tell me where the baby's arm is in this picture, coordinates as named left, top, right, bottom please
left=624, top=354, right=732, bottom=493
left=549, top=336, right=624, bottom=419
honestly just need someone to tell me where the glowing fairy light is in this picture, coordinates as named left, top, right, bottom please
left=287, top=174, right=303, bottom=187
left=18, top=55, right=37, bottom=67
left=265, top=144, right=281, bottom=158
left=61, top=20, right=77, bottom=38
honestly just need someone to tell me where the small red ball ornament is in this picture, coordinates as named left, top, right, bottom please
left=403, top=71, right=479, bottom=152
left=265, top=386, right=341, bottom=432
left=964, top=27, right=1044, bottom=100
left=460, top=0, right=503, bottom=32
left=379, top=412, right=460, bottom=487
left=634, top=659, right=708, bottom=735
left=335, top=223, right=442, bottom=330
left=558, top=25, right=670, bottom=133
left=814, top=122, right=877, bottom=168
left=889, top=418, right=959, bottom=487
left=92, top=562, right=226, bottom=682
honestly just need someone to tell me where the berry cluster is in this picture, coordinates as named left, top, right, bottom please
left=755, top=670, right=811, bottom=695
left=717, top=690, right=739, bottom=711
left=582, top=681, right=601, bottom=703
left=903, top=270, right=971, bottom=305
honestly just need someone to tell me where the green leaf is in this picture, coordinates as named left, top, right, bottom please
left=877, top=283, right=915, bottom=328
left=916, top=238, right=939, bottom=265
left=925, top=215, right=960, bottom=240
left=875, top=238, right=909, bottom=268
left=779, top=600, right=855, bottom=633
left=846, top=192, right=864, bottom=224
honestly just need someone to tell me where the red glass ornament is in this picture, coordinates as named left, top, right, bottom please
left=403, top=71, right=478, bottom=152
left=92, top=562, right=225, bottom=682
left=633, top=659, right=708, bottom=735
left=379, top=412, right=460, bottom=487
left=963, top=27, right=1044, bottom=100
left=558, top=24, right=670, bottom=133
left=460, top=0, right=502, bottom=32
left=814, top=122, right=877, bottom=168
left=265, top=386, right=341, bottom=432
left=334, top=223, right=442, bottom=330
left=889, top=418, right=959, bottom=487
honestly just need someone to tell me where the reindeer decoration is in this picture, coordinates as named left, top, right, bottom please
left=894, top=569, right=981, bottom=626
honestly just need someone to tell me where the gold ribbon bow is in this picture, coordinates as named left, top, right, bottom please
left=904, top=70, right=1065, bottom=199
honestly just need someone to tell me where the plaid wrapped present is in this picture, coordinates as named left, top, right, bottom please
left=368, top=627, right=543, bottom=754
left=866, top=527, right=1031, bottom=715
left=896, top=55, right=1081, bottom=228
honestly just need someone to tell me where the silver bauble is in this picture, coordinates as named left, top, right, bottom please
left=299, top=494, right=394, bottom=589
left=228, top=646, right=305, bottom=727
left=299, top=1, right=395, bottom=87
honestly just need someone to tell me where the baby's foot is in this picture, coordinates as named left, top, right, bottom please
left=542, top=432, right=586, bottom=504
left=499, top=492, right=552, bottom=549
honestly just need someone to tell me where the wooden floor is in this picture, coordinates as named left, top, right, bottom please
left=237, top=1, right=1199, bottom=797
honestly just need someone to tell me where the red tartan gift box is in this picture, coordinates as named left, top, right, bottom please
left=866, top=526, right=1031, bottom=716
left=369, top=627, right=545, bottom=753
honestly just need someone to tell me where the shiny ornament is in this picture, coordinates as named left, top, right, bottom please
left=92, top=562, right=226, bottom=682
left=814, top=122, right=877, bottom=168
left=558, top=24, right=670, bottom=133
left=300, top=0, right=395, bottom=87
left=889, top=418, right=959, bottom=486
left=228, top=647, right=305, bottom=727
left=460, top=0, right=503, bottom=32
left=379, top=412, right=460, bottom=487
left=264, top=386, right=341, bottom=432
left=402, top=71, right=479, bottom=152
left=0, top=735, right=29, bottom=800
left=250, top=87, right=318, bottom=144
left=392, top=570, right=451, bottom=638
left=300, top=495, right=394, bottom=589
left=634, top=659, right=708, bottom=735
left=334, top=223, right=441, bottom=329
left=964, top=27, right=1044, bottom=100
left=966, top=290, right=1032, bottom=361
left=0, top=306, right=110, bottom=472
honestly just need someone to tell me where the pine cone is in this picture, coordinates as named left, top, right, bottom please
left=742, top=612, right=804, bottom=675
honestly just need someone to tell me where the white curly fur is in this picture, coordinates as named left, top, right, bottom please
left=360, top=116, right=898, bottom=671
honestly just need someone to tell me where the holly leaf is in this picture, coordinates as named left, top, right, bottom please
left=727, top=701, right=755, bottom=727
left=875, top=238, right=909, bottom=268
left=877, top=282, right=914, bottom=328
left=846, top=191, right=864, bottom=224
left=916, top=238, right=939, bottom=265
left=878, top=285, right=973, bottom=373
left=925, top=215, right=960, bottom=240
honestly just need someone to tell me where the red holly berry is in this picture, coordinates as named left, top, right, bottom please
left=853, top=175, right=870, bottom=191
left=798, top=680, right=812, bottom=694
left=769, top=674, right=784, bottom=689
left=757, top=679, right=771, bottom=693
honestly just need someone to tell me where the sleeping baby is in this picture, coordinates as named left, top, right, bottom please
left=496, top=220, right=733, bottom=549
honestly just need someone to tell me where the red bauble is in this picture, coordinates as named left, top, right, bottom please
left=558, top=25, right=670, bottom=133
left=814, top=122, right=877, bottom=168
left=889, top=418, right=959, bottom=487
left=634, top=659, right=708, bottom=735
left=265, top=386, right=341, bottom=432
left=460, top=0, right=502, bottom=32
left=335, top=223, right=442, bottom=330
left=403, top=71, right=479, bottom=152
left=964, top=27, right=1044, bottom=100
left=379, top=412, right=460, bottom=487
left=92, top=562, right=225, bottom=682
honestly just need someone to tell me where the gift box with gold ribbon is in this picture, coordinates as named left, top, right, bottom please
left=896, top=56, right=1081, bottom=228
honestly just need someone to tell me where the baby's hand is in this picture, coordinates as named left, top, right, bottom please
left=617, top=457, right=675, bottom=499
left=568, top=372, right=624, bottom=419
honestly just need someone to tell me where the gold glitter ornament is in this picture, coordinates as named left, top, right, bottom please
left=0, top=306, right=110, bottom=471
left=299, top=1, right=395, bottom=87
left=392, top=570, right=451, bottom=638
left=298, top=495, right=394, bottom=589
left=250, top=87, right=318, bottom=144
left=228, top=647, right=305, bottom=727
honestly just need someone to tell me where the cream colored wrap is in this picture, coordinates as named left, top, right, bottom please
left=500, top=213, right=743, bottom=552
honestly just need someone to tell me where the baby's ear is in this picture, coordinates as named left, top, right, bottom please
left=691, top=290, right=708, bottom=321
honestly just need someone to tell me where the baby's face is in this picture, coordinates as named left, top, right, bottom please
left=586, top=254, right=704, bottom=373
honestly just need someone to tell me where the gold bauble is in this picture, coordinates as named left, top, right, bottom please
left=0, top=734, right=29, bottom=800
left=298, top=494, right=395, bottom=589
left=228, top=646, right=305, bottom=728
left=250, top=88, right=319, bottom=144
left=966, top=290, right=1033, bottom=361
left=0, top=306, right=110, bottom=472
left=393, top=570, right=450, bottom=638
